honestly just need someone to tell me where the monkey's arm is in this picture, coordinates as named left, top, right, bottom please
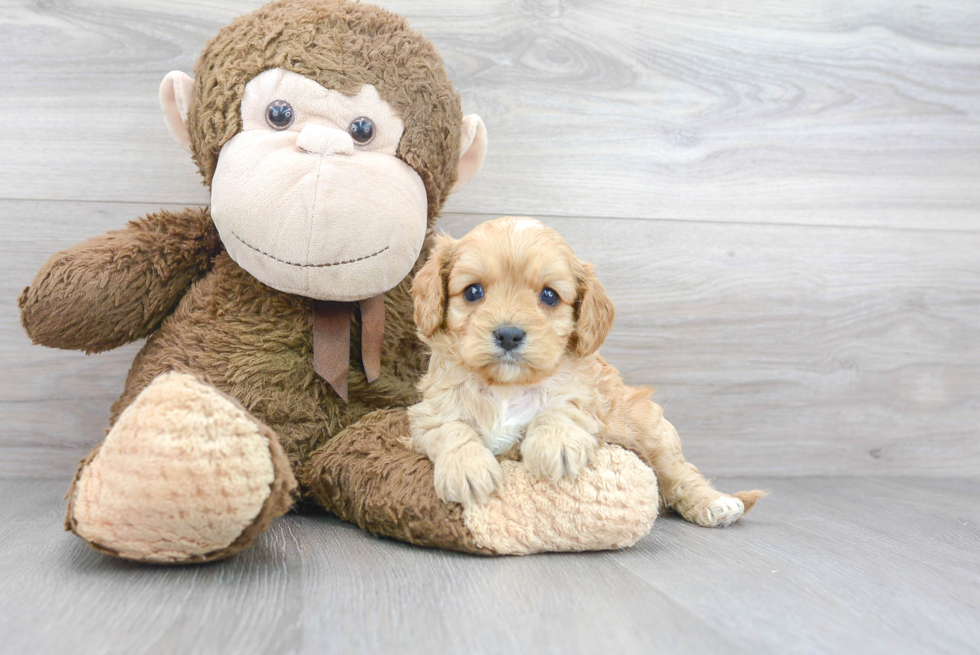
left=19, top=206, right=222, bottom=353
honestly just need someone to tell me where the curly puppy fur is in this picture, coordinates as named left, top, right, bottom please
left=408, top=217, right=766, bottom=525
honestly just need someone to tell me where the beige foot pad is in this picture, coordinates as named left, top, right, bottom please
left=66, top=372, right=297, bottom=563
left=305, top=408, right=658, bottom=555
left=463, top=446, right=659, bottom=554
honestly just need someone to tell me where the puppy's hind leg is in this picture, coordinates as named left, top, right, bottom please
left=610, top=394, right=766, bottom=527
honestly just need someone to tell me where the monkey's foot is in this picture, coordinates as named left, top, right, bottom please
left=66, top=372, right=297, bottom=563
left=305, top=408, right=660, bottom=556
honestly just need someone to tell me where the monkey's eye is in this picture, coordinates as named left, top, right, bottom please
left=540, top=288, right=559, bottom=307
left=348, top=116, right=375, bottom=145
left=463, top=284, right=484, bottom=302
left=266, top=100, right=295, bottom=130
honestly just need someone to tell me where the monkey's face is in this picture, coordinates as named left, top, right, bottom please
left=209, top=69, right=428, bottom=301
left=160, top=2, right=488, bottom=301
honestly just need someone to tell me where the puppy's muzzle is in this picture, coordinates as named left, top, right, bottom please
left=493, top=325, right=525, bottom=352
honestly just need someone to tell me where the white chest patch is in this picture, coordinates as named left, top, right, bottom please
left=480, top=385, right=547, bottom=455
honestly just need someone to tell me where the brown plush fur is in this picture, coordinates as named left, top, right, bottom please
left=302, top=408, right=492, bottom=554
left=21, top=207, right=431, bottom=487
left=19, top=207, right=221, bottom=353
left=106, top=242, right=428, bottom=478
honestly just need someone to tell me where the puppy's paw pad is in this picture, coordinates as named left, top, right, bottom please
left=434, top=445, right=502, bottom=507
left=704, top=496, right=745, bottom=527
left=522, top=427, right=596, bottom=482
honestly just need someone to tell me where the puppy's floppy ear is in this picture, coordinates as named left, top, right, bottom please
left=574, top=262, right=615, bottom=357
left=412, top=234, right=456, bottom=337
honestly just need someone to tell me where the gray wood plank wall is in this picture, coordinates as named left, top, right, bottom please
left=1, top=0, right=978, bottom=479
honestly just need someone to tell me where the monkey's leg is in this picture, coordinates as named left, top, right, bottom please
left=65, top=372, right=297, bottom=563
left=300, top=408, right=659, bottom=555
left=610, top=400, right=766, bottom=528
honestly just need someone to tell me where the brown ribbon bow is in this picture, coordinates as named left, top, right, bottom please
left=312, top=294, right=385, bottom=403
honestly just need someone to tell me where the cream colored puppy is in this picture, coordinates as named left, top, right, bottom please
left=408, top=217, right=765, bottom=527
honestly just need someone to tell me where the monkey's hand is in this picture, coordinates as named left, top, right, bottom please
left=522, top=411, right=600, bottom=482
left=19, top=206, right=221, bottom=353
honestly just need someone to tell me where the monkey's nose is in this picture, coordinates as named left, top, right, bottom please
left=295, top=124, right=354, bottom=155
left=493, top=326, right=525, bottom=352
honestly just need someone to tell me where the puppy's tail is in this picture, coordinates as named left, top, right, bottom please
left=733, top=489, right=769, bottom=514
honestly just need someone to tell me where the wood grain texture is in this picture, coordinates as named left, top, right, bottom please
left=2, top=3, right=978, bottom=653
left=0, top=0, right=978, bottom=228
left=3, top=201, right=977, bottom=478
left=0, top=476, right=977, bottom=654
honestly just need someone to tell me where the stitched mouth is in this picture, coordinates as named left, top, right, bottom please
left=231, top=231, right=389, bottom=268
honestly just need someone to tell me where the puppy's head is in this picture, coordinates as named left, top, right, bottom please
left=412, top=217, right=614, bottom=385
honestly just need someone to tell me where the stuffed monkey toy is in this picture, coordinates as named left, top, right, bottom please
left=19, top=0, right=670, bottom=563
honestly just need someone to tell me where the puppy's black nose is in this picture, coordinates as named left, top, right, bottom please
left=494, top=326, right=525, bottom=352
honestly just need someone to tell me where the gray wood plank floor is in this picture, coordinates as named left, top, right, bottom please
left=1, top=1, right=979, bottom=653
left=1, top=476, right=977, bottom=655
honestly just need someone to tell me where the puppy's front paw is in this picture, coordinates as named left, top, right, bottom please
left=433, top=443, right=503, bottom=508
left=521, top=424, right=598, bottom=483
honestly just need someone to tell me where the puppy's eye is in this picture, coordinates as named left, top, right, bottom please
left=348, top=116, right=375, bottom=145
left=266, top=100, right=295, bottom=130
left=463, top=284, right=484, bottom=302
left=540, top=287, right=559, bottom=307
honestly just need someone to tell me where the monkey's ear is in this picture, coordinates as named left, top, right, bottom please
left=450, top=115, right=487, bottom=193
left=159, top=71, right=195, bottom=152
left=574, top=262, right=616, bottom=357
left=412, top=234, right=456, bottom=337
